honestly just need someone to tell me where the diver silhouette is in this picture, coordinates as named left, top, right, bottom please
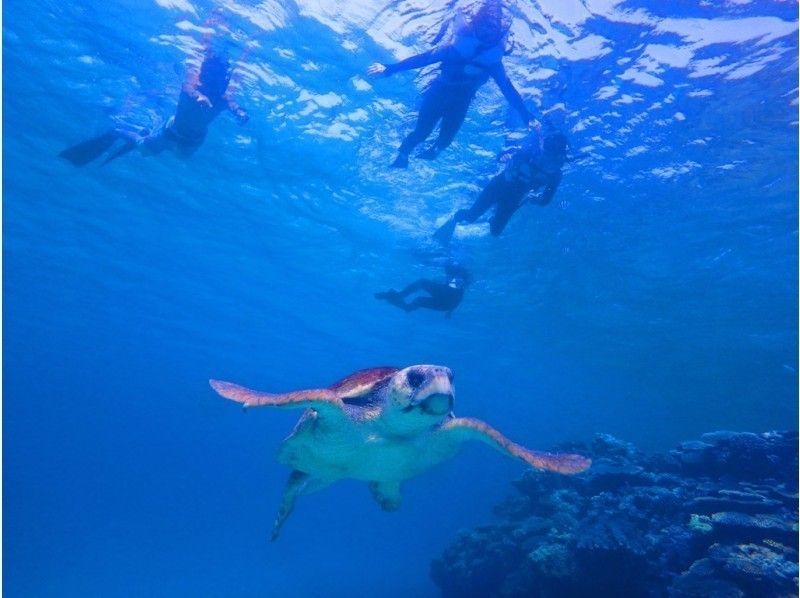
left=60, top=12, right=249, bottom=166
left=367, top=1, right=534, bottom=168
left=435, top=126, right=567, bottom=243
left=375, top=263, right=471, bottom=317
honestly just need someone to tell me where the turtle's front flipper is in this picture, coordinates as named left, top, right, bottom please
left=439, top=417, right=591, bottom=475
left=272, top=471, right=331, bottom=541
left=209, top=380, right=343, bottom=415
left=368, top=481, right=402, bottom=511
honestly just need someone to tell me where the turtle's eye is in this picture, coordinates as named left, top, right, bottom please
left=406, top=370, right=425, bottom=389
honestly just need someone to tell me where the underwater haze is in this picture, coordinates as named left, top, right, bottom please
left=4, top=0, right=798, bottom=596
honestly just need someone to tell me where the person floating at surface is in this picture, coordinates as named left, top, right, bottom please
left=434, top=126, right=567, bottom=244
left=60, top=17, right=249, bottom=166
left=375, top=263, right=471, bottom=317
left=367, top=1, right=534, bottom=168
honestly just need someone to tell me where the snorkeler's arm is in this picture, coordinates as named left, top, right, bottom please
left=182, top=79, right=212, bottom=107
left=183, top=65, right=200, bottom=92
left=382, top=47, right=451, bottom=76
left=537, top=172, right=562, bottom=205
left=225, top=93, right=249, bottom=124
left=489, top=63, right=533, bottom=123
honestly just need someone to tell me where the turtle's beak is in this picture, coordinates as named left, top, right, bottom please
left=399, top=365, right=455, bottom=415
left=414, top=368, right=454, bottom=415
left=418, top=392, right=454, bottom=415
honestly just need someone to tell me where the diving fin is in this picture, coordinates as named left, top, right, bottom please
left=433, top=216, right=457, bottom=246
left=101, top=140, right=137, bottom=166
left=59, top=131, right=119, bottom=166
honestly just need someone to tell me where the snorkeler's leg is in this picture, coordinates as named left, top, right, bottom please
left=396, top=279, right=427, bottom=297
left=416, top=280, right=441, bottom=295
left=393, top=86, right=445, bottom=167
left=421, top=90, right=473, bottom=159
left=375, top=288, right=409, bottom=310
left=376, top=280, right=441, bottom=312
left=434, top=191, right=494, bottom=245
left=417, top=282, right=460, bottom=312
left=101, top=140, right=137, bottom=165
left=136, top=128, right=173, bottom=158
left=375, top=292, right=415, bottom=312
left=405, top=296, right=439, bottom=312
left=435, top=176, right=507, bottom=244
left=59, top=131, right=120, bottom=166
left=100, top=124, right=165, bottom=165
left=489, top=185, right=529, bottom=236
left=464, top=175, right=507, bottom=221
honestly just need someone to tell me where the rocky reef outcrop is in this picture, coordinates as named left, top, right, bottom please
left=431, top=431, right=798, bottom=597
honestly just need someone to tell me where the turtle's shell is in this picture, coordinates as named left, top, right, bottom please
left=328, top=367, right=399, bottom=403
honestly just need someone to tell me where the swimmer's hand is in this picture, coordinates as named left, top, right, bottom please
left=534, top=196, right=550, bottom=207
left=498, top=148, right=514, bottom=163
left=528, top=118, right=543, bottom=133
left=527, top=119, right=545, bottom=152
left=195, top=92, right=213, bottom=107
left=367, top=63, right=387, bottom=77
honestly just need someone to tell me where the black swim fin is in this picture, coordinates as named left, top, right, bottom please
left=433, top=217, right=457, bottom=246
left=101, top=140, right=137, bottom=166
left=59, top=131, right=119, bottom=166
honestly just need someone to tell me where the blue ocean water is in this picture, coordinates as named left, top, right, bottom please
left=3, top=0, right=798, bottom=596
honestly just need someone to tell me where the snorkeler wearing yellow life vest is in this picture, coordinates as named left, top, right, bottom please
left=368, top=1, right=534, bottom=168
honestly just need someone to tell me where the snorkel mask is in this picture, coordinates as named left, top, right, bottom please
left=449, top=2, right=509, bottom=53
left=199, top=51, right=233, bottom=97
left=470, top=1, right=508, bottom=47
left=445, top=264, right=471, bottom=289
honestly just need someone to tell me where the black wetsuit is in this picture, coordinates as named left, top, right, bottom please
left=59, top=54, right=247, bottom=166
left=375, top=266, right=470, bottom=316
left=383, top=38, right=532, bottom=161
left=140, top=83, right=246, bottom=157
left=436, top=133, right=566, bottom=239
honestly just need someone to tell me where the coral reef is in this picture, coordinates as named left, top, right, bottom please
left=431, top=431, right=798, bottom=597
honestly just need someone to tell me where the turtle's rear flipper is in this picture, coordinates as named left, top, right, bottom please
left=209, top=380, right=343, bottom=417
left=59, top=131, right=119, bottom=166
left=439, top=417, right=591, bottom=475
left=272, top=471, right=330, bottom=541
left=368, top=481, right=402, bottom=511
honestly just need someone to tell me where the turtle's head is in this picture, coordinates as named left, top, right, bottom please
left=381, top=365, right=455, bottom=433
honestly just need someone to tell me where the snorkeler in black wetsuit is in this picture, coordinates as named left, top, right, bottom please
left=434, top=129, right=567, bottom=243
left=375, top=264, right=471, bottom=317
left=367, top=1, right=533, bottom=168
left=139, top=49, right=248, bottom=156
left=60, top=18, right=249, bottom=166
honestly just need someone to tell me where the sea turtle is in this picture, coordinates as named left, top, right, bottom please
left=210, top=364, right=590, bottom=540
